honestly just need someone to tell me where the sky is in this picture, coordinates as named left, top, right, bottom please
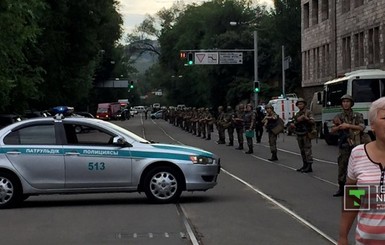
left=117, top=0, right=273, bottom=41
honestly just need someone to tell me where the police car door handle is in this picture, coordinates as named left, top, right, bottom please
left=65, top=152, right=80, bottom=156
left=6, top=151, right=21, bottom=155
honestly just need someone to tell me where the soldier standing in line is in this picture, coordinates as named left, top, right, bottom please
left=216, top=106, right=226, bottom=144
left=243, top=103, right=256, bottom=154
left=233, top=103, right=245, bottom=150
left=200, top=108, right=207, bottom=139
left=225, top=106, right=235, bottom=146
left=255, top=105, right=265, bottom=143
left=292, top=98, right=315, bottom=173
left=196, top=108, right=203, bottom=137
left=205, top=108, right=214, bottom=140
left=330, top=94, right=365, bottom=197
left=191, top=107, right=198, bottom=135
left=262, top=104, right=279, bottom=161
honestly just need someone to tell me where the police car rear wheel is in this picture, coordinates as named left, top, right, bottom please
left=144, top=167, right=182, bottom=204
left=0, top=172, right=22, bottom=209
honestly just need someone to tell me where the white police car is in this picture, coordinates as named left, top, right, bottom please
left=0, top=107, right=220, bottom=208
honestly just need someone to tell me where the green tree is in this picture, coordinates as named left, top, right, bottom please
left=0, top=0, right=45, bottom=112
left=32, top=0, right=123, bottom=110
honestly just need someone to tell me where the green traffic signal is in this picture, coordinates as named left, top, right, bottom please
left=254, top=81, right=260, bottom=93
left=129, top=81, right=134, bottom=89
left=187, top=52, right=194, bottom=65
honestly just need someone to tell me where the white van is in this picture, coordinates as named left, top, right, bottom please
left=133, top=106, right=146, bottom=113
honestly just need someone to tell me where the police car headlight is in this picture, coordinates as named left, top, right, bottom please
left=189, top=156, right=214, bottom=164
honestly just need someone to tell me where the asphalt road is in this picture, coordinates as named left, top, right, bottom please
left=0, top=115, right=353, bottom=245
left=119, top=115, right=348, bottom=244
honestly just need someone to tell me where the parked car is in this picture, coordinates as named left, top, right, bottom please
left=0, top=106, right=220, bottom=208
left=151, top=110, right=163, bottom=119
left=23, top=110, right=51, bottom=118
left=0, top=114, right=22, bottom=129
left=75, top=112, right=94, bottom=118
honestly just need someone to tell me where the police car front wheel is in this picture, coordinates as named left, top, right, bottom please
left=143, top=166, right=183, bottom=204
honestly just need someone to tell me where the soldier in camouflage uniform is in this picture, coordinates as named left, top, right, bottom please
left=243, top=103, right=256, bottom=154
left=331, top=94, right=365, bottom=197
left=262, top=104, right=279, bottom=161
left=292, top=98, right=315, bottom=173
left=191, top=107, right=198, bottom=135
left=205, top=108, right=214, bottom=140
left=196, top=108, right=203, bottom=137
left=233, top=104, right=245, bottom=150
left=200, top=108, right=207, bottom=139
left=225, top=106, right=235, bottom=146
left=216, top=106, right=226, bottom=144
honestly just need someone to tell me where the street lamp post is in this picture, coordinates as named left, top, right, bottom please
left=230, top=22, right=258, bottom=108
left=254, top=30, right=258, bottom=109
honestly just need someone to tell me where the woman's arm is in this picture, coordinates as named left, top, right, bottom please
left=337, top=177, right=358, bottom=245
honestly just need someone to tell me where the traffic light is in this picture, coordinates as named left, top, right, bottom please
left=129, top=81, right=134, bottom=89
left=254, top=81, right=260, bottom=93
left=180, top=52, right=186, bottom=59
left=187, top=52, right=194, bottom=65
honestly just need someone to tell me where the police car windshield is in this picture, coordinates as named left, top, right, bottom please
left=101, top=121, right=150, bottom=144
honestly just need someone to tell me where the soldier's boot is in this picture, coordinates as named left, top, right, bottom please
left=301, top=162, right=313, bottom=173
left=268, top=151, right=278, bottom=161
left=226, top=140, right=233, bottom=146
left=333, top=182, right=345, bottom=197
left=245, top=145, right=253, bottom=154
left=235, top=144, right=243, bottom=150
left=296, top=161, right=307, bottom=172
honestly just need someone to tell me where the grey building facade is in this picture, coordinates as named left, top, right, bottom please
left=301, top=0, right=385, bottom=100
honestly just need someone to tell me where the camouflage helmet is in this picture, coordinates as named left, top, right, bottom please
left=227, top=105, right=232, bottom=111
left=265, top=103, right=274, bottom=110
left=340, top=94, right=354, bottom=106
left=295, top=98, right=307, bottom=106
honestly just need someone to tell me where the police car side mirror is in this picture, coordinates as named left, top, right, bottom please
left=113, top=136, right=130, bottom=147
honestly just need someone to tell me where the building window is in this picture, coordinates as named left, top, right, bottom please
left=354, top=32, right=365, bottom=67
left=354, top=0, right=364, bottom=8
left=326, top=44, right=330, bottom=77
left=368, top=26, right=380, bottom=64
left=316, top=47, right=321, bottom=78
left=303, top=3, right=309, bottom=29
left=307, top=50, right=311, bottom=80
left=342, top=0, right=350, bottom=13
left=321, top=0, right=329, bottom=21
left=312, top=0, right=319, bottom=25
left=303, top=52, right=308, bottom=80
left=342, top=36, right=351, bottom=69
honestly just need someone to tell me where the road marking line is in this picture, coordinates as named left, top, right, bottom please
left=177, top=204, right=200, bottom=245
left=222, top=168, right=337, bottom=245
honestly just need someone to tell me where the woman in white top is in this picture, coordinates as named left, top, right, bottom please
left=338, top=97, right=385, bottom=245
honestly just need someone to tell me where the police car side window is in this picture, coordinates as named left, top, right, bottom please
left=4, top=125, right=56, bottom=145
left=65, top=123, right=114, bottom=145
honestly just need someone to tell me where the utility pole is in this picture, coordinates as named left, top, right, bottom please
left=254, top=30, right=258, bottom=108
left=282, top=45, right=285, bottom=97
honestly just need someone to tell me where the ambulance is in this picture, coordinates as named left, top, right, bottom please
left=267, top=93, right=299, bottom=125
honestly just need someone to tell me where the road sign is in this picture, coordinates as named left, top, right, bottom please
left=219, top=52, right=243, bottom=64
left=194, top=52, right=219, bottom=65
